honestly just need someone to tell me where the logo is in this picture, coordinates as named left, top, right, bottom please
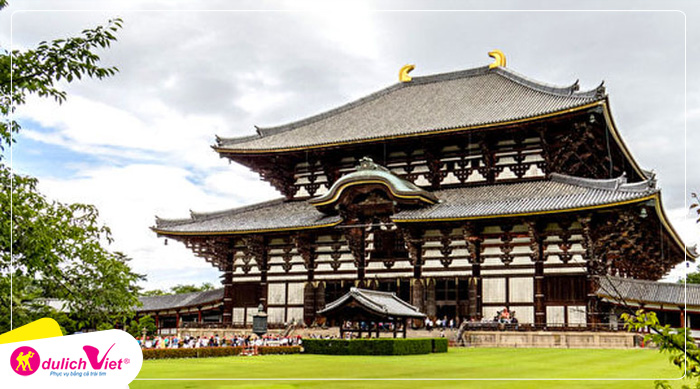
left=10, top=346, right=41, bottom=376
left=83, top=343, right=116, bottom=369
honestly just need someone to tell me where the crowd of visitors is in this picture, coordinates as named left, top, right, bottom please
left=138, top=333, right=303, bottom=349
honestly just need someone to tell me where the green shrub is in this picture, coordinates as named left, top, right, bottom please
left=142, top=346, right=243, bottom=360
left=302, top=338, right=447, bottom=355
left=431, top=338, right=448, bottom=353
left=258, top=346, right=302, bottom=355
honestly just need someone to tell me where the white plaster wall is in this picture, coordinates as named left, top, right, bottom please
left=232, top=308, right=245, bottom=325
left=267, top=307, right=285, bottom=324
left=547, top=306, right=565, bottom=326
left=268, top=283, right=286, bottom=305
left=287, top=282, right=305, bottom=304
left=509, top=277, right=534, bottom=303
left=482, top=278, right=506, bottom=303
left=568, top=306, right=587, bottom=326
left=287, top=307, right=304, bottom=324
left=513, top=306, right=534, bottom=324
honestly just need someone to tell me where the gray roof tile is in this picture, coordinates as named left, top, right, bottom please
left=318, top=287, right=426, bottom=318
left=392, top=173, right=656, bottom=221
left=137, top=288, right=224, bottom=312
left=597, top=277, right=700, bottom=308
left=153, top=174, right=656, bottom=234
left=216, top=66, right=603, bottom=152
left=154, top=198, right=341, bottom=234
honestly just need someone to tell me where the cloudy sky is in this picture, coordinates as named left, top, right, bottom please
left=3, top=1, right=699, bottom=290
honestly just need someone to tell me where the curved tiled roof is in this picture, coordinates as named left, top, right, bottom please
left=153, top=198, right=341, bottom=235
left=137, top=288, right=224, bottom=313
left=391, top=173, right=657, bottom=222
left=318, top=287, right=426, bottom=319
left=153, top=173, right=657, bottom=236
left=215, top=66, right=604, bottom=153
left=597, top=277, right=700, bottom=309
left=310, top=157, right=438, bottom=211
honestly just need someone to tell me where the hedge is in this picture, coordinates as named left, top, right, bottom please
left=302, top=338, right=449, bottom=355
left=432, top=338, right=448, bottom=353
left=142, top=346, right=302, bottom=360
left=258, top=346, right=302, bottom=355
left=143, top=346, right=243, bottom=360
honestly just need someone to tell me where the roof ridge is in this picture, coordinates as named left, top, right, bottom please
left=216, top=65, right=603, bottom=147
left=139, top=287, right=225, bottom=300
left=550, top=173, right=656, bottom=192
left=155, top=198, right=289, bottom=228
left=493, top=67, right=606, bottom=99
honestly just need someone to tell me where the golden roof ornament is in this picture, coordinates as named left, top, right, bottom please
left=399, top=64, right=415, bottom=82
left=488, top=49, right=506, bottom=68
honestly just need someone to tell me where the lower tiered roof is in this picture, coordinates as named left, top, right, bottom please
left=153, top=173, right=658, bottom=235
left=137, top=288, right=224, bottom=313
left=597, top=276, right=700, bottom=309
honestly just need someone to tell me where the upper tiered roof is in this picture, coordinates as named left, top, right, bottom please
left=215, top=66, right=605, bottom=153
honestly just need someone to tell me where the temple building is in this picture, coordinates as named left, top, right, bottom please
left=151, top=52, right=694, bottom=331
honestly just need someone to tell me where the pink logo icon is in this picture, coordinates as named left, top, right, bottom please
left=10, top=346, right=40, bottom=376
left=83, top=343, right=115, bottom=369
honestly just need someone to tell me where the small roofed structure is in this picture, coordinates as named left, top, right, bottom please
left=597, top=276, right=700, bottom=333
left=318, top=287, right=425, bottom=338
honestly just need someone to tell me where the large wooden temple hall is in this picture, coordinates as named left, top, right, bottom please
left=149, top=51, right=695, bottom=331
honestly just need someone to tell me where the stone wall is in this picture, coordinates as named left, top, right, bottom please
left=462, top=331, right=636, bottom=349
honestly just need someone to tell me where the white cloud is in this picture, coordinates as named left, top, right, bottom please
left=6, top=4, right=698, bottom=290
left=36, top=164, right=242, bottom=288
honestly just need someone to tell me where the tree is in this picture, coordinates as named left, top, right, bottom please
left=0, top=1, right=141, bottom=333
left=126, top=315, right=156, bottom=339
left=684, top=193, right=700, bottom=284
left=623, top=310, right=700, bottom=388
left=141, top=289, right=168, bottom=297
left=169, top=282, right=215, bottom=295
left=622, top=193, right=700, bottom=388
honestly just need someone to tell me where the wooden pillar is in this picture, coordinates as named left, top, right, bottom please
left=197, top=308, right=202, bottom=323
left=403, top=227, right=425, bottom=324
left=297, top=233, right=318, bottom=326
left=464, top=223, right=483, bottom=320
left=222, top=239, right=235, bottom=324
left=426, top=279, right=437, bottom=318
left=579, top=215, right=600, bottom=327
left=528, top=222, right=546, bottom=328
left=248, top=235, right=269, bottom=310
left=344, top=227, right=365, bottom=281
left=403, top=318, right=408, bottom=338
left=175, top=311, right=181, bottom=328
left=680, top=309, right=685, bottom=328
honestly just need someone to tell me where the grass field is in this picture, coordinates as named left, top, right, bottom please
left=130, top=348, right=694, bottom=389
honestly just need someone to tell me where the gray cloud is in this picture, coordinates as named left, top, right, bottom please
left=3, top=2, right=698, bottom=287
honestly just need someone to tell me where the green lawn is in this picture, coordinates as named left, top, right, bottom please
left=132, top=348, right=690, bottom=389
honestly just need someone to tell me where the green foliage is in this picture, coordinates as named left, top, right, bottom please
left=0, top=8, right=140, bottom=333
left=691, top=193, right=700, bottom=224
left=140, top=283, right=216, bottom=298
left=1, top=165, right=143, bottom=332
left=257, top=346, right=302, bottom=355
left=142, top=347, right=244, bottom=360
left=681, top=271, right=700, bottom=285
left=431, top=337, right=449, bottom=353
left=169, top=283, right=215, bottom=295
left=141, top=289, right=168, bottom=297
left=302, top=338, right=446, bottom=355
left=0, top=14, right=123, bottom=149
left=127, top=315, right=157, bottom=339
left=622, top=309, right=700, bottom=388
